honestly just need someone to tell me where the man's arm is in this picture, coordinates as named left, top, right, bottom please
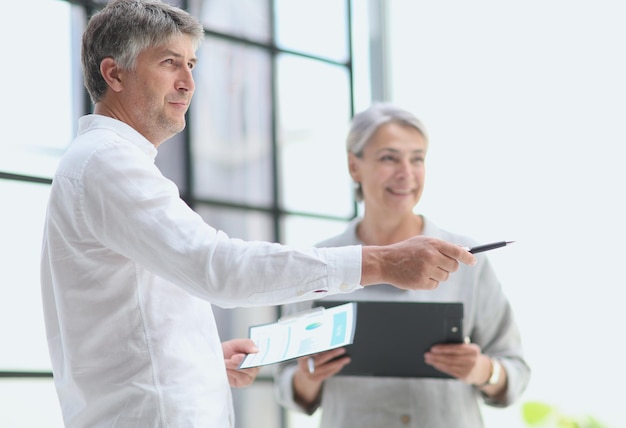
left=361, top=236, right=476, bottom=290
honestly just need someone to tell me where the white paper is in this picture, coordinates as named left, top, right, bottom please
left=238, top=302, right=356, bottom=369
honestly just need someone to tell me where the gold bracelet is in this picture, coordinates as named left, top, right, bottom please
left=480, top=358, right=501, bottom=386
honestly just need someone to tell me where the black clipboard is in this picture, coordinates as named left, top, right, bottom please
left=314, top=300, right=464, bottom=378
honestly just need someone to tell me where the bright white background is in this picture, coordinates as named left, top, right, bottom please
left=4, top=1, right=625, bottom=427
left=388, top=1, right=626, bottom=427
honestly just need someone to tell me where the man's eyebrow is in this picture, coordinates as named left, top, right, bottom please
left=375, top=147, right=426, bottom=155
left=161, top=48, right=197, bottom=64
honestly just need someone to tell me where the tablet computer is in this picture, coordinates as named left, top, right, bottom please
left=314, top=300, right=464, bottom=378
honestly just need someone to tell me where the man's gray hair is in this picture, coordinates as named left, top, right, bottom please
left=81, top=0, right=205, bottom=104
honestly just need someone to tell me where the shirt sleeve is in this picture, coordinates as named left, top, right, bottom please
left=471, top=257, right=531, bottom=407
left=81, top=141, right=363, bottom=308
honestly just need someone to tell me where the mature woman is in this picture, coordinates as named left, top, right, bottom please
left=274, top=103, right=530, bottom=428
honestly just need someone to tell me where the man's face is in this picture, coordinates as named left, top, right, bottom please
left=121, top=34, right=197, bottom=145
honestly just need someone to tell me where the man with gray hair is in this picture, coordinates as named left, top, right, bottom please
left=40, top=1, right=476, bottom=426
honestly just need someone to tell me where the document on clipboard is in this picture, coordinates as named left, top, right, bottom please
left=238, top=302, right=357, bottom=369
left=315, top=300, right=464, bottom=378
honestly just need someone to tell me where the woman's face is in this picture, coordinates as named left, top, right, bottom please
left=349, top=122, right=427, bottom=215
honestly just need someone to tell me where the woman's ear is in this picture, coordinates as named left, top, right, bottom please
left=347, top=152, right=361, bottom=182
left=99, top=57, right=124, bottom=93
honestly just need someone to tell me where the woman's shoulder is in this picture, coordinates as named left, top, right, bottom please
left=315, top=218, right=361, bottom=247
left=422, top=216, right=478, bottom=248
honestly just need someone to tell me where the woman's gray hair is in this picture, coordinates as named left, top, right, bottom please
left=347, top=103, right=428, bottom=201
left=82, top=0, right=205, bottom=104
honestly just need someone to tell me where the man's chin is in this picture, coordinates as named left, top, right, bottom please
left=167, top=118, right=186, bottom=135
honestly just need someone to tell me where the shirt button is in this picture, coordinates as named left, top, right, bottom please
left=401, top=414, right=410, bottom=425
left=339, top=283, right=350, bottom=291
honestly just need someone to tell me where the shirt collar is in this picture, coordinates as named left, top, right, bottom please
left=348, top=215, right=434, bottom=244
left=78, top=114, right=158, bottom=160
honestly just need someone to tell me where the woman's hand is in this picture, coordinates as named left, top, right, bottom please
left=292, top=347, right=351, bottom=407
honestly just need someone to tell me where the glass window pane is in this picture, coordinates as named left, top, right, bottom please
left=156, top=133, right=187, bottom=195
left=277, top=54, right=354, bottom=217
left=191, top=39, right=273, bottom=207
left=0, top=0, right=74, bottom=178
left=0, top=180, right=52, bottom=370
left=189, top=0, right=271, bottom=43
left=351, top=0, right=373, bottom=111
left=231, top=381, right=281, bottom=428
left=194, top=205, right=274, bottom=241
left=0, top=379, right=63, bottom=427
left=275, top=0, right=348, bottom=62
left=213, top=305, right=278, bottom=341
left=281, top=216, right=350, bottom=247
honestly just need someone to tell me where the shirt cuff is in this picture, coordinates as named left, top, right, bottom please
left=317, top=245, right=363, bottom=295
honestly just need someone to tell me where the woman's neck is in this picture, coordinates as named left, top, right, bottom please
left=357, top=212, right=424, bottom=246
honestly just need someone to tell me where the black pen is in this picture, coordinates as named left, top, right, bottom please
left=464, top=241, right=515, bottom=254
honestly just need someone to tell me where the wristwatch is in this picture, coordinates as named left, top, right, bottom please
left=483, top=358, right=502, bottom=386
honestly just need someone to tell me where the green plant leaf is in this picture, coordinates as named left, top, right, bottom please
left=522, top=401, right=555, bottom=425
left=584, top=416, right=607, bottom=428
left=556, top=415, right=579, bottom=428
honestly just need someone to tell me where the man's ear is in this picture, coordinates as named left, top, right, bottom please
left=99, top=57, right=124, bottom=93
left=347, top=152, right=361, bottom=182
